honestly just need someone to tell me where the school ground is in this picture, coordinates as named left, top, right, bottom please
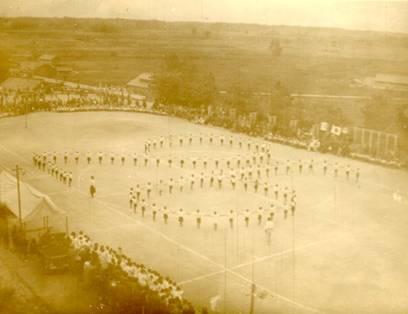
left=0, top=111, right=407, bottom=314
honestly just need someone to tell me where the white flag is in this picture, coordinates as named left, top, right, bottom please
left=320, top=122, right=329, bottom=131
left=331, top=125, right=342, bottom=136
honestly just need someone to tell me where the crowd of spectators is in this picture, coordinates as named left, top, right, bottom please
left=0, top=86, right=404, bottom=170
left=68, top=231, right=195, bottom=314
left=0, top=215, right=197, bottom=314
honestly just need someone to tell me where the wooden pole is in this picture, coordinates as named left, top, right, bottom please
left=249, top=283, right=256, bottom=314
left=25, top=102, right=28, bottom=129
left=224, top=229, right=227, bottom=313
left=15, top=165, right=23, bottom=229
left=65, top=216, right=69, bottom=235
left=249, top=226, right=255, bottom=314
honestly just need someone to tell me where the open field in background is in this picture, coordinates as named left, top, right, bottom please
left=2, top=18, right=408, bottom=94
left=0, top=111, right=407, bottom=313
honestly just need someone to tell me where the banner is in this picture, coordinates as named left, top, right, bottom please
left=268, top=115, right=277, bottom=126
left=207, top=105, right=213, bottom=116
left=249, top=112, right=257, bottom=125
left=289, top=119, right=298, bottom=129
left=229, top=108, right=236, bottom=119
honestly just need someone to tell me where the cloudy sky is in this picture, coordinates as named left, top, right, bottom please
left=1, top=0, right=408, bottom=33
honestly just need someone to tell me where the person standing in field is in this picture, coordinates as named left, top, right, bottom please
left=244, top=209, right=250, bottom=227
left=196, top=210, right=202, bottom=229
left=274, top=184, right=279, bottom=199
left=168, top=178, right=174, bottom=194
left=228, top=210, right=235, bottom=229
left=146, top=182, right=152, bottom=198
left=265, top=217, right=274, bottom=245
left=257, top=206, right=264, bottom=225
left=212, top=211, right=219, bottom=231
left=151, top=203, right=157, bottom=221
left=135, top=184, right=141, bottom=200
left=200, top=172, right=205, bottom=188
left=98, top=152, right=104, bottom=165
left=110, top=152, right=115, bottom=165
left=75, top=151, right=80, bottom=165
left=178, top=208, right=184, bottom=227
left=323, top=159, right=328, bottom=176
left=68, top=172, right=73, bottom=187
left=345, top=164, right=350, bottom=180
left=162, top=206, right=168, bottom=224
left=129, top=188, right=134, bottom=208
left=89, top=176, right=96, bottom=198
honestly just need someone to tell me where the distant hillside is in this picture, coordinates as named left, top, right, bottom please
left=1, top=17, right=408, bottom=96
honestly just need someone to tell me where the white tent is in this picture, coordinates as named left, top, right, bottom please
left=0, top=171, right=66, bottom=230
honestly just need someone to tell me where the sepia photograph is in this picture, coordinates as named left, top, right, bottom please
left=0, top=0, right=407, bottom=313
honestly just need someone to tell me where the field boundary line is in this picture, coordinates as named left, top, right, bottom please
left=179, top=233, right=340, bottom=286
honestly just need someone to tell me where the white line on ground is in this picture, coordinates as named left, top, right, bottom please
left=179, top=233, right=341, bottom=286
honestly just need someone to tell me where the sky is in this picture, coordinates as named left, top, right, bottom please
left=1, top=0, right=408, bottom=33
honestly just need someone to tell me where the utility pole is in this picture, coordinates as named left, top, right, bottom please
left=14, top=165, right=23, bottom=228
left=249, top=282, right=256, bottom=314
left=25, top=101, right=28, bottom=129
left=249, top=226, right=256, bottom=314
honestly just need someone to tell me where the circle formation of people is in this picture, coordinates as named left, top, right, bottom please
left=33, top=133, right=361, bottom=235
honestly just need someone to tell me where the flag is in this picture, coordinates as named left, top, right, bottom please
left=331, top=125, right=342, bottom=136
left=320, top=122, right=329, bottom=131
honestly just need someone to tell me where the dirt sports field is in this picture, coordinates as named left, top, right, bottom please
left=0, top=111, right=407, bottom=314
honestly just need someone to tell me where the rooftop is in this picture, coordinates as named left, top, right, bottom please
left=0, top=77, right=42, bottom=91
left=374, top=74, right=408, bottom=86
left=127, top=73, right=154, bottom=89
left=39, top=54, right=57, bottom=62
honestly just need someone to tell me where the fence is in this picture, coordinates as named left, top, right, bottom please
left=351, top=127, right=398, bottom=157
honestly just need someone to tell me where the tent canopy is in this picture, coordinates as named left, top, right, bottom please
left=0, top=171, right=65, bottom=224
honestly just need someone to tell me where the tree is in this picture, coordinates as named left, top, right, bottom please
left=362, top=94, right=397, bottom=132
left=269, top=39, right=282, bottom=57
left=155, top=54, right=216, bottom=108
left=226, top=85, right=254, bottom=113
left=192, top=27, right=197, bottom=36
